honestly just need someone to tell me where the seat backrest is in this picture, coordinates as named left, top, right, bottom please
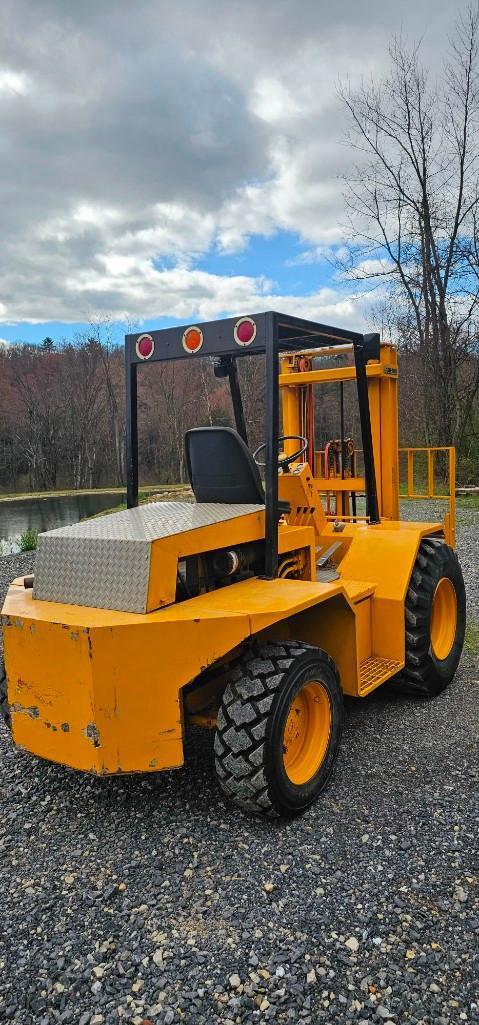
left=185, top=427, right=265, bottom=504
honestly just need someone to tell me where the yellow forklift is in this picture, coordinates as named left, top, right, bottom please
left=0, top=313, right=465, bottom=817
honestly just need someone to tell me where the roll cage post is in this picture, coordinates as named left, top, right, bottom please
left=213, top=356, right=248, bottom=445
left=125, top=312, right=380, bottom=580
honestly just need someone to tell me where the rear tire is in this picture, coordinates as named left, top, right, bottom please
left=214, top=641, right=343, bottom=817
left=0, top=660, right=11, bottom=731
left=390, top=538, right=466, bottom=698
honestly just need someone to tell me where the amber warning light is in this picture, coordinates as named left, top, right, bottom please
left=182, top=326, right=204, bottom=354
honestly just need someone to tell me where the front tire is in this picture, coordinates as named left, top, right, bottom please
left=0, top=660, right=11, bottom=731
left=391, top=538, right=466, bottom=698
left=214, top=641, right=343, bottom=817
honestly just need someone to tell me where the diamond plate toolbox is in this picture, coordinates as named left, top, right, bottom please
left=32, top=501, right=264, bottom=613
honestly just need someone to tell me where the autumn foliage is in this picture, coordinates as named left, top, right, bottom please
left=0, top=338, right=265, bottom=493
left=0, top=334, right=476, bottom=495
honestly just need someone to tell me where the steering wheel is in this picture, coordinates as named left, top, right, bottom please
left=253, top=435, right=308, bottom=470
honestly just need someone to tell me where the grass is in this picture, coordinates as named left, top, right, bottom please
left=0, top=483, right=186, bottom=502
left=464, top=621, right=479, bottom=657
left=19, top=528, right=38, bottom=552
left=90, top=485, right=192, bottom=519
left=456, top=492, right=479, bottom=510
left=399, top=484, right=450, bottom=497
left=2, top=482, right=478, bottom=508
left=397, top=492, right=479, bottom=511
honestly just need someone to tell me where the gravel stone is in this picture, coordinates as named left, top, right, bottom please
left=0, top=501, right=477, bottom=1023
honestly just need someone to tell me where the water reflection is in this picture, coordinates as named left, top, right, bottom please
left=0, top=492, right=125, bottom=544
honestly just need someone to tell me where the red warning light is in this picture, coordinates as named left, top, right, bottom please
left=136, top=334, right=154, bottom=360
left=234, top=317, right=256, bottom=346
left=182, top=326, right=203, bottom=354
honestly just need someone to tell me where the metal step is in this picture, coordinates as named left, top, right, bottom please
left=359, top=656, right=402, bottom=694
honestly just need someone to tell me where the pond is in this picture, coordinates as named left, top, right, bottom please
left=0, top=491, right=125, bottom=546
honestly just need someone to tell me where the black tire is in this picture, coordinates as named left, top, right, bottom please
left=390, top=537, right=466, bottom=698
left=0, top=659, right=11, bottom=731
left=214, top=641, right=343, bottom=818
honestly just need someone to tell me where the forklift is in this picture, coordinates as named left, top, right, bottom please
left=1, top=312, right=465, bottom=817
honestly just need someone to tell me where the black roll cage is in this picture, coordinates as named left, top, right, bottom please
left=125, top=311, right=380, bottom=579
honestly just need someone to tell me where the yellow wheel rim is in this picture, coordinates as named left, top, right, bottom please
left=430, top=577, right=457, bottom=661
left=282, top=680, right=331, bottom=785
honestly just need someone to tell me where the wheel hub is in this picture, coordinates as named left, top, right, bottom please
left=283, top=679, right=331, bottom=785
left=430, top=577, right=457, bottom=661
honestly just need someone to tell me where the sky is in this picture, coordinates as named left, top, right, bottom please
left=0, top=0, right=461, bottom=345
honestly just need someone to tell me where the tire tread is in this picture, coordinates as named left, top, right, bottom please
left=0, top=659, right=11, bottom=730
left=390, top=538, right=465, bottom=698
left=214, top=641, right=337, bottom=817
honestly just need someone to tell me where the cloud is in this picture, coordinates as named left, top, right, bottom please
left=349, top=258, right=396, bottom=278
left=0, top=0, right=457, bottom=327
left=0, top=68, right=30, bottom=95
left=0, top=255, right=382, bottom=332
left=285, top=245, right=351, bottom=267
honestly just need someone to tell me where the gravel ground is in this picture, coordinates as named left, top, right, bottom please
left=0, top=504, right=477, bottom=1025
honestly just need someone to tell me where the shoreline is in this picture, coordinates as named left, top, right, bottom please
left=0, top=483, right=187, bottom=503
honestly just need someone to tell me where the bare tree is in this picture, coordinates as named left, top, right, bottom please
left=9, top=346, right=65, bottom=490
left=238, top=356, right=266, bottom=452
left=62, top=339, right=105, bottom=489
left=339, top=4, right=479, bottom=450
left=89, top=319, right=125, bottom=485
left=139, top=359, right=211, bottom=483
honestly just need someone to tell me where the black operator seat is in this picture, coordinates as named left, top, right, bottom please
left=185, top=427, right=265, bottom=504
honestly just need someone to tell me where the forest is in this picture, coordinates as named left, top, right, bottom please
left=1, top=331, right=477, bottom=494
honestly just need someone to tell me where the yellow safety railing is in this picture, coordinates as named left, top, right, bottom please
left=314, top=445, right=456, bottom=544
left=399, top=447, right=456, bottom=546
